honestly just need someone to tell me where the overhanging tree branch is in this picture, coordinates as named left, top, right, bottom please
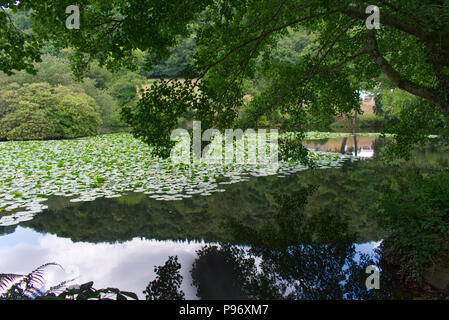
left=365, top=28, right=448, bottom=116
left=341, top=6, right=433, bottom=43
left=327, top=48, right=371, bottom=70
left=196, top=11, right=337, bottom=81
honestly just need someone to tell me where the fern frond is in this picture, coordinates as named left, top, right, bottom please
left=46, top=278, right=76, bottom=296
left=24, top=285, right=44, bottom=299
left=29, top=263, right=63, bottom=275
left=0, top=273, right=24, bottom=291
left=1, top=263, right=64, bottom=299
left=19, top=263, right=63, bottom=298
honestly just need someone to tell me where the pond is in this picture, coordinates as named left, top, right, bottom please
left=1, top=133, right=447, bottom=299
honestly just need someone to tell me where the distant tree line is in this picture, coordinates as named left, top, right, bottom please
left=0, top=9, right=146, bottom=140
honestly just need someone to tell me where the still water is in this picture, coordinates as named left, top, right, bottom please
left=1, top=135, right=446, bottom=299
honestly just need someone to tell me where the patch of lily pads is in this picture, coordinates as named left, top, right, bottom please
left=290, top=131, right=437, bottom=140
left=0, top=133, right=352, bottom=226
left=302, top=132, right=392, bottom=140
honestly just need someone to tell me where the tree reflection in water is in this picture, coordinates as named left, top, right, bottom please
left=189, top=185, right=396, bottom=300
left=1, top=186, right=405, bottom=300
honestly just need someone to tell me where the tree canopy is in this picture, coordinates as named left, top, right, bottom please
left=1, top=1, right=448, bottom=157
left=0, top=82, right=102, bottom=140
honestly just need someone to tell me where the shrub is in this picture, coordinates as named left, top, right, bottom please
left=0, top=54, right=138, bottom=131
left=377, top=171, right=449, bottom=282
left=0, top=82, right=101, bottom=140
left=79, top=78, right=122, bottom=128
left=107, top=71, right=146, bottom=107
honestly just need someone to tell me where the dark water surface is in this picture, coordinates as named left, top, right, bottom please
left=1, top=136, right=448, bottom=299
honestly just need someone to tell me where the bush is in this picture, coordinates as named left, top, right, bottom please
left=377, top=171, right=449, bottom=282
left=107, top=71, right=146, bottom=107
left=79, top=78, right=122, bottom=128
left=0, top=82, right=102, bottom=140
left=0, top=55, right=74, bottom=87
left=0, top=54, right=142, bottom=131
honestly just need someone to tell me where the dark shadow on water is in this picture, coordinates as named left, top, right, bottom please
left=188, top=185, right=408, bottom=300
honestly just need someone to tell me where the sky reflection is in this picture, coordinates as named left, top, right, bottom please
left=0, top=227, right=206, bottom=299
left=0, top=226, right=381, bottom=299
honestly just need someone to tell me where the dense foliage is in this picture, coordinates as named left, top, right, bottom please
left=1, top=1, right=448, bottom=157
left=0, top=263, right=65, bottom=300
left=0, top=263, right=138, bottom=300
left=0, top=82, right=101, bottom=140
left=377, top=171, right=449, bottom=282
left=0, top=6, right=41, bottom=75
left=140, top=35, right=196, bottom=79
left=0, top=52, right=146, bottom=139
left=144, top=256, right=185, bottom=300
left=0, top=262, right=137, bottom=300
left=0, top=9, right=146, bottom=139
left=1, top=0, right=449, bottom=299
